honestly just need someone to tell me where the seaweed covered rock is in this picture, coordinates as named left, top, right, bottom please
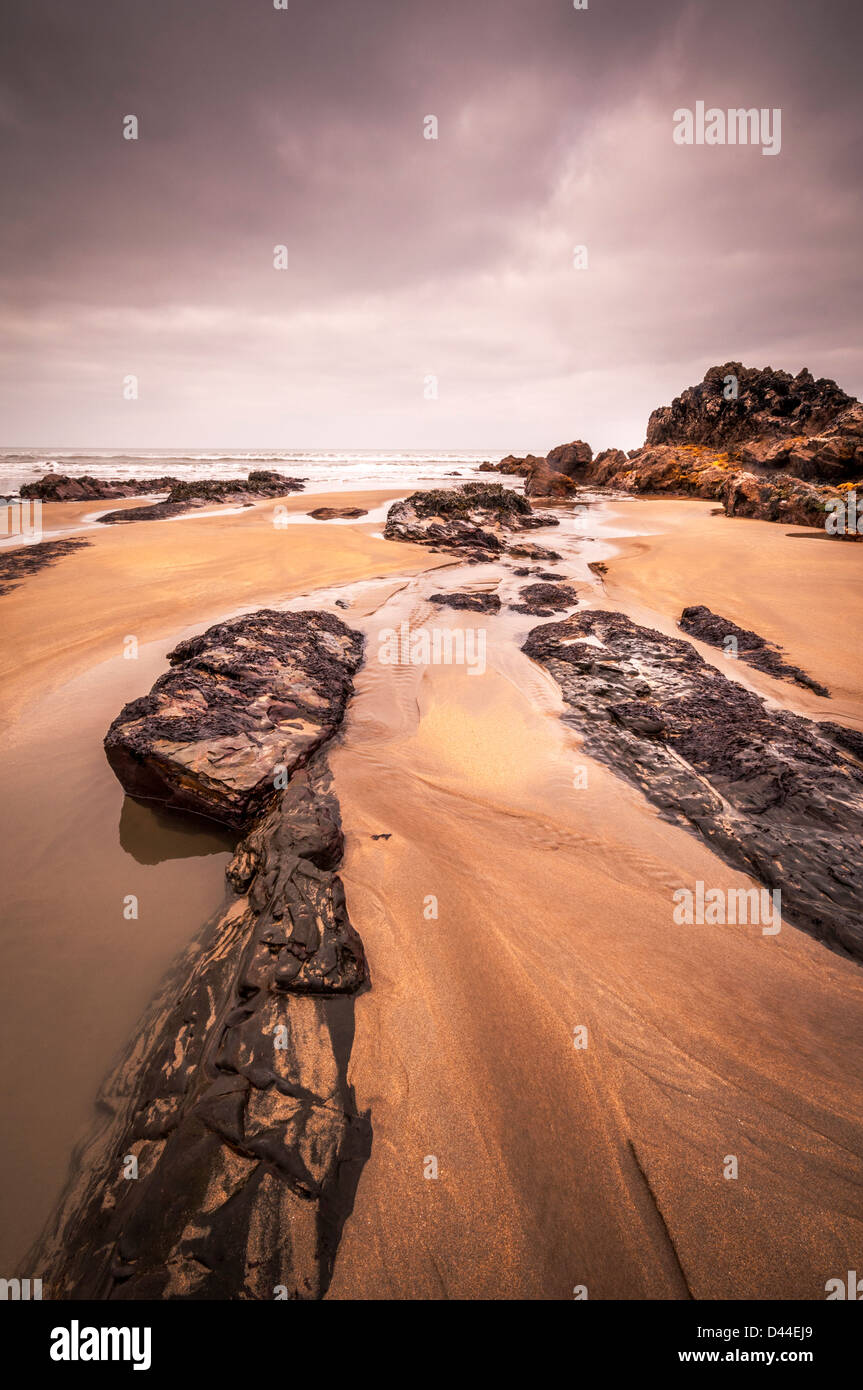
left=384, top=483, right=555, bottom=559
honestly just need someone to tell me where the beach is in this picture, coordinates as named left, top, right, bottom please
left=2, top=484, right=862, bottom=1296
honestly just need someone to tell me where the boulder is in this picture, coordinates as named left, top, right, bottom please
left=105, top=610, right=364, bottom=828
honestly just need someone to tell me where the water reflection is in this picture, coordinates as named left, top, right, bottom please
left=119, top=795, right=237, bottom=865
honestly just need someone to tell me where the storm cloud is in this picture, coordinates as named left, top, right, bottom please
left=0, top=0, right=860, bottom=451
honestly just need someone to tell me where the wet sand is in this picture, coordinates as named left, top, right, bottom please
left=0, top=488, right=439, bottom=725
left=324, top=559, right=863, bottom=1299
left=598, top=497, right=863, bottom=727
left=0, top=489, right=445, bottom=1271
left=3, top=490, right=863, bottom=1296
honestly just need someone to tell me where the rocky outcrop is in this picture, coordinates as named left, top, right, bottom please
left=580, top=365, right=863, bottom=529
left=105, top=610, right=363, bottom=828
left=678, top=605, right=830, bottom=696
left=429, top=592, right=501, bottom=614
left=97, top=472, right=306, bottom=524
left=19, top=475, right=180, bottom=502
left=22, top=470, right=306, bottom=509
left=523, top=610, right=863, bottom=960
left=524, top=458, right=579, bottom=501
left=479, top=456, right=534, bottom=476
left=27, top=609, right=370, bottom=1300
left=545, top=440, right=593, bottom=476
left=510, top=582, right=580, bottom=617
left=645, top=365, right=863, bottom=481
left=0, top=537, right=91, bottom=595
left=384, top=483, right=558, bottom=560
left=538, top=365, right=863, bottom=530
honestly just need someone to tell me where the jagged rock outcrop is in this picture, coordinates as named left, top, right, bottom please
left=678, top=605, right=829, bottom=696
left=384, top=483, right=558, bottom=560
left=105, top=610, right=364, bottom=828
left=539, top=365, right=863, bottom=529
left=523, top=610, right=863, bottom=960
left=646, top=364, right=863, bottom=481
left=0, top=537, right=91, bottom=596
left=27, top=610, right=369, bottom=1300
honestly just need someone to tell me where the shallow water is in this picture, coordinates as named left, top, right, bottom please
left=0, top=639, right=235, bottom=1272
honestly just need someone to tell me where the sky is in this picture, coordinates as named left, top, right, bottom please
left=0, top=0, right=861, bottom=453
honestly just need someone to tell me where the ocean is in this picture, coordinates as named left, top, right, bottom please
left=0, top=449, right=502, bottom=497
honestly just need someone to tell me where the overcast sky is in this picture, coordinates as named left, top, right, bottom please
left=1, top=0, right=860, bottom=453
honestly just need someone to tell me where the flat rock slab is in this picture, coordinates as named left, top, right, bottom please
left=105, top=609, right=364, bottom=828
left=307, top=507, right=368, bottom=520
left=523, top=609, right=863, bottom=960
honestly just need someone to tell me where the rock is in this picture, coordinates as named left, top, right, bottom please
left=308, top=507, right=368, bottom=520
left=819, top=723, right=863, bottom=762
left=523, top=610, right=863, bottom=960
left=28, top=615, right=370, bottom=1301
left=0, top=537, right=91, bottom=596
left=545, top=440, right=593, bottom=476
left=543, top=364, right=863, bottom=529
left=96, top=473, right=306, bottom=524
left=384, top=483, right=541, bottom=559
left=645, top=364, right=862, bottom=480
left=429, top=592, right=502, bottom=614
left=524, top=459, right=580, bottom=500
left=105, top=610, right=364, bottom=828
left=512, top=582, right=580, bottom=616
left=506, top=541, right=562, bottom=562
left=479, top=456, right=534, bottom=476
left=19, top=474, right=180, bottom=502
left=678, top=605, right=829, bottom=696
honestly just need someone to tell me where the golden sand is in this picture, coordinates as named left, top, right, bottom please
left=2, top=491, right=862, bottom=1297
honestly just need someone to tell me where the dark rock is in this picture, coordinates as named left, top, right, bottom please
left=308, top=507, right=368, bottom=520
left=384, top=483, right=544, bottom=560
left=105, top=610, right=364, bottom=828
left=515, top=582, right=580, bottom=615
left=28, top=616, right=370, bottom=1301
left=523, top=610, right=863, bottom=960
left=819, top=723, right=863, bottom=762
left=524, top=459, right=579, bottom=500
left=678, top=605, right=830, bottom=696
left=479, top=455, right=533, bottom=476
left=96, top=473, right=306, bottom=524
left=0, top=537, right=90, bottom=595
left=428, top=591, right=501, bottom=614
left=545, top=440, right=593, bottom=477
left=19, top=474, right=180, bottom=502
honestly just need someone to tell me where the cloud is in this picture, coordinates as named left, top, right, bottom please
left=0, top=0, right=860, bottom=449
